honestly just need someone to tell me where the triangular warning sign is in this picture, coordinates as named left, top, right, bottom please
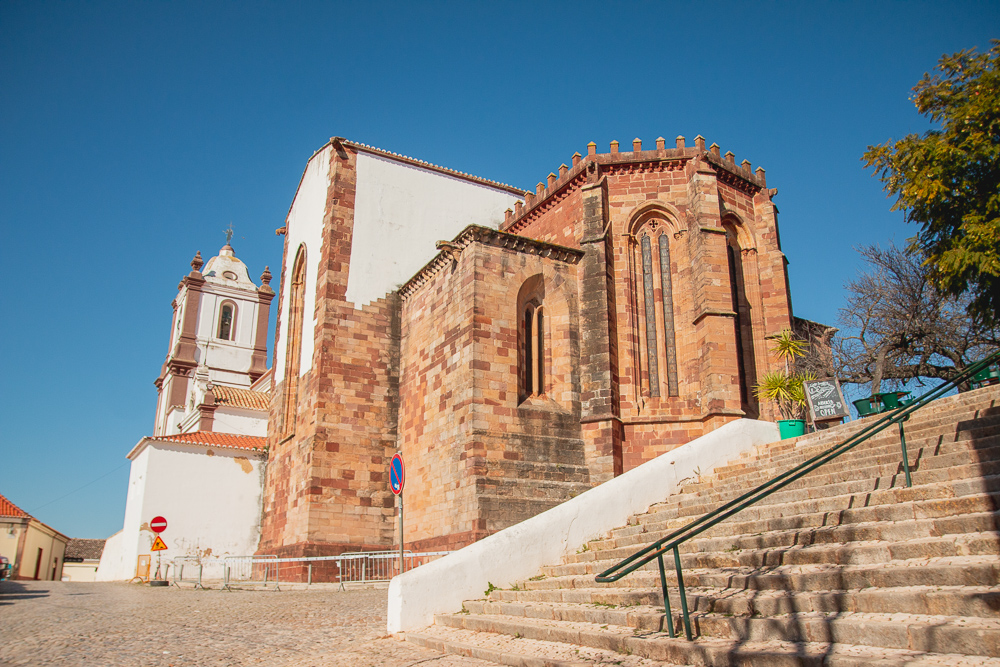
left=150, top=535, right=168, bottom=552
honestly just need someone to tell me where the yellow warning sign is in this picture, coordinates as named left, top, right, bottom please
left=150, top=535, right=168, bottom=552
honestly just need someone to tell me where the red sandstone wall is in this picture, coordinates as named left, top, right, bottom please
left=397, top=236, right=591, bottom=551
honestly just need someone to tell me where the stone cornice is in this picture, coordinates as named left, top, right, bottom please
left=500, top=141, right=767, bottom=236
left=399, top=225, right=583, bottom=300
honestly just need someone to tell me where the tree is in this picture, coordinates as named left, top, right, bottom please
left=863, top=40, right=1000, bottom=326
left=835, top=243, right=999, bottom=393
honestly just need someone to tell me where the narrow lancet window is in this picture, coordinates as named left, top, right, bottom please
left=217, top=304, right=234, bottom=340
left=518, top=275, right=547, bottom=400
left=535, top=308, right=544, bottom=395
left=524, top=306, right=534, bottom=395
left=283, top=248, right=306, bottom=436
left=640, top=235, right=660, bottom=397
left=657, top=235, right=679, bottom=397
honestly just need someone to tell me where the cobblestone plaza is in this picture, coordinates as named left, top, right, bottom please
left=0, top=581, right=489, bottom=667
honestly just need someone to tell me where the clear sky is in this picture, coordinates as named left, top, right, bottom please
left=1, top=1, right=997, bottom=539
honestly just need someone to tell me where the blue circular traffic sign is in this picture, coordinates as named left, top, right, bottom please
left=390, top=453, right=405, bottom=495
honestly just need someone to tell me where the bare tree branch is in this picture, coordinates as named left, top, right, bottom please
left=834, top=243, right=999, bottom=394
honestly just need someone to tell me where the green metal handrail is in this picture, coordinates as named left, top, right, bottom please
left=595, top=350, right=1000, bottom=641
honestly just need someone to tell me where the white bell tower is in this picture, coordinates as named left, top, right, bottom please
left=153, top=234, right=275, bottom=436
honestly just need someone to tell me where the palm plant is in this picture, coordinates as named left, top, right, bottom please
left=754, top=329, right=816, bottom=421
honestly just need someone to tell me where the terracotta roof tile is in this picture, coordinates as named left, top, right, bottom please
left=65, top=538, right=106, bottom=560
left=212, top=385, right=270, bottom=411
left=0, top=493, right=30, bottom=518
left=155, top=431, right=266, bottom=452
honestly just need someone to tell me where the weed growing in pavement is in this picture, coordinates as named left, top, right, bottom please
left=484, top=582, right=497, bottom=597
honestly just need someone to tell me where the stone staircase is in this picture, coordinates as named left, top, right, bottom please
left=406, top=385, right=1000, bottom=666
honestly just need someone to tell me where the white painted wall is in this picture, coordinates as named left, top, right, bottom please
left=387, top=419, right=780, bottom=632
left=273, top=145, right=328, bottom=386
left=97, top=440, right=265, bottom=581
left=347, top=152, right=522, bottom=307
left=62, top=561, right=100, bottom=582
left=211, top=407, right=267, bottom=437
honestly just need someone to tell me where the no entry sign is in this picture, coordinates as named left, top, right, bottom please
left=390, top=454, right=405, bottom=495
left=150, top=516, right=168, bottom=533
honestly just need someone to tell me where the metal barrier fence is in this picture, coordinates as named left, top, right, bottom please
left=171, top=556, right=206, bottom=589
left=222, top=554, right=279, bottom=591
left=220, top=550, right=451, bottom=590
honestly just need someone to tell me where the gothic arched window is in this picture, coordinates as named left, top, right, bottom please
left=631, top=218, right=679, bottom=398
left=282, top=246, right=307, bottom=436
left=217, top=302, right=236, bottom=341
left=517, top=275, right=546, bottom=399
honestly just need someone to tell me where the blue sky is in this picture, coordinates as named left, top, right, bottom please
left=1, top=1, right=997, bottom=539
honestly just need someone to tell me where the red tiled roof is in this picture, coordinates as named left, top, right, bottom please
left=0, top=493, right=30, bottom=518
left=65, top=538, right=106, bottom=560
left=154, top=431, right=266, bottom=451
left=213, top=385, right=270, bottom=411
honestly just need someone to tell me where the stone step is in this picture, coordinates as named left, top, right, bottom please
left=624, top=462, right=1000, bottom=544
left=676, top=433, right=1000, bottom=505
left=710, top=423, right=1000, bottom=485
left=434, top=612, right=1000, bottom=665
left=404, top=626, right=664, bottom=666
left=603, top=465, right=1000, bottom=548
left=456, top=603, right=1000, bottom=656
left=571, top=512, right=1000, bottom=569
left=725, top=403, right=1000, bottom=468
left=522, top=555, right=1000, bottom=593
left=489, top=584, right=1000, bottom=620
left=721, top=425, right=1000, bottom=486
left=656, top=433, right=1000, bottom=509
left=586, top=490, right=1000, bottom=562
left=547, top=531, right=1000, bottom=579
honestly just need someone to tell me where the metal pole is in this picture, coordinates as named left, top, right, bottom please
left=657, top=553, right=675, bottom=638
left=308, top=563, right=312, bottom=586
left=399, top=492, right=405, bottom=575
left=898, top=419, right=913, bottom=488
left=673, top=547, right=693, bottom=641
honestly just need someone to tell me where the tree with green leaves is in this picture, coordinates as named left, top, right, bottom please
left=863, top=40, right=1000, bottom=326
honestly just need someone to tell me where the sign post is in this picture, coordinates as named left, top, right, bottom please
left=149, top=516, right=168, bottom=585
left=389, top=453, right=405, bottom=576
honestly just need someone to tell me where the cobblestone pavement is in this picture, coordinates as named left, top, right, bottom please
left=0, top=580, right=492, bottom=667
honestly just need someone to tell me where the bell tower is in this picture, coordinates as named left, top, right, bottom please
left=153, top=236, right=275, bottom=436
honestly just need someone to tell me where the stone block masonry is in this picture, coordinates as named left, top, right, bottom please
left=259, top=135, right=798, bottom=573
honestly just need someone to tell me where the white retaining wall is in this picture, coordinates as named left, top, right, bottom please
left=387, top=418, right=780, bottom=632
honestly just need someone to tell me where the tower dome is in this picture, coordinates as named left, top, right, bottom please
left=202, top=244, right=256, bottom=288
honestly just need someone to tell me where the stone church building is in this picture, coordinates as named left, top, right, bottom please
left=259, top=135, right=794, bottom=560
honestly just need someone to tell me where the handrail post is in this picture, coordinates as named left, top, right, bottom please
left=657, top=553, right=675, bottom=638
left=673, top=546, right=692, bottom=641
left=898, top=417, right=912, bottom=488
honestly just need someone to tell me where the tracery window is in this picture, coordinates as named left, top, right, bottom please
left=632, top=219, right=679, bottom=398
left=282, top=247, right=307, bottom=436
left=217, top=302, right=236, bottom=341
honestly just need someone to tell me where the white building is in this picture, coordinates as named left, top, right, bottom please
left=98, top=242, right=273, bottom=581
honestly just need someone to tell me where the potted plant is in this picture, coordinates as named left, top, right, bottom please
left=754, top=329, right=815, bottom=439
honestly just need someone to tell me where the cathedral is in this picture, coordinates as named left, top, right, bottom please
left=258, top=135, right=795, bottom=561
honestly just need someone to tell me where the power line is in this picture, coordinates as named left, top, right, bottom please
left=29, top=461, right=130, bottom=514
